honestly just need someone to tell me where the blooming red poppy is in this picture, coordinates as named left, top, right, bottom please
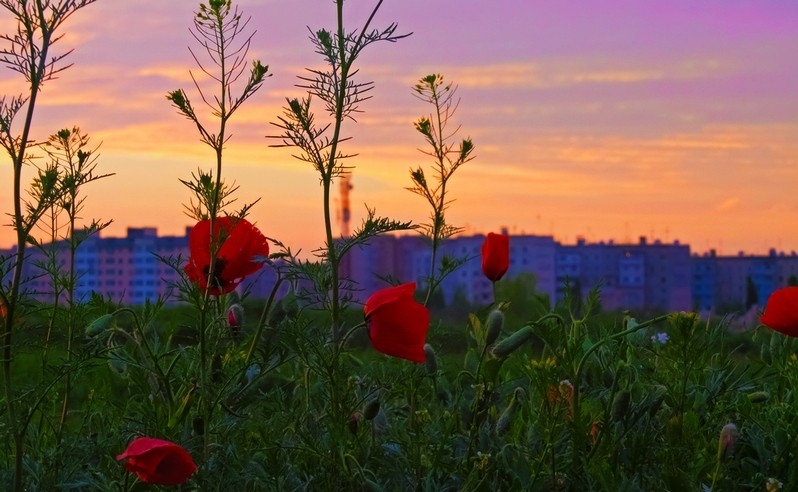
left=760, top=286, right=798, bottom=337
left=481, top=232, right=510, bottom=282
left=116, top=437, right=196, bottom=486
left=364, top=282, right=429, bottom=363
left=184, top=216, right=269, bottom=295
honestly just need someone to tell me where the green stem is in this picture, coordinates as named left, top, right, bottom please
left=244, top=275, right=284, bottom=366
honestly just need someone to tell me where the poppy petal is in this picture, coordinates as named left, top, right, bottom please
left=761, top=286, right=798, bottom=337
left=364, top=283, right=429, bottom=363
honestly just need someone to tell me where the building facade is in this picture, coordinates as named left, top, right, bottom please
left=3, top=227, right=796, bottom=315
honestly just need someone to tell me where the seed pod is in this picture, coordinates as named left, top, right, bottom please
left=86, top=314, right=115, bottom=338
left=491, top=325, right=533, bottom=358
left=717, top=423, right=738, bottom=461
left=485, top=310, right=504, bottom=347
left=364, top=397, right=381, bottom=421
left=423, top=344, right=438, bottom=375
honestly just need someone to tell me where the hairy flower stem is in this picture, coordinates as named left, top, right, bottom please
left=3, top=17, right=52, bottom=492
left=57, top=207, right=79, bottom=437
left=245, top=274, right=284, bottom=366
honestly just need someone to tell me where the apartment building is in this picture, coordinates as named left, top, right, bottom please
left=3, top=227, right=795, bottom=315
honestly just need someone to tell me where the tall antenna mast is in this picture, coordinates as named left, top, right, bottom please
left=339, top=174, right=353, bottom=237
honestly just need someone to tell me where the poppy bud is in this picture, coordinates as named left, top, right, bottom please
left=245, top=364, right=261, bottom=384
left=423, top=344, right=438, bottom=375
left=496, top=387, right=525, bottom=437
left=491, top=325, right=533, bottom=358
left=108, top=353, right=127, bottom=375
left=717, top=423, right=738, bottom=461
left=86, top=314, right=115, bottom=338
left=227, top=303, right=244, bottom=340
left=746, top=391, right=770, bottom=404
left=485, top=310, right=504, bottom=347
left=364, top=397, right=381, bottom=421
left=648, top=385, right=667, bottom=418
left=481, top=232, right=510, bottom=282
left=372, top=409, right=390, bottom=435
left=348, top=412, right=361, bottom=435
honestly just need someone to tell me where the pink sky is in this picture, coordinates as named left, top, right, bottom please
left=1, top=0, right=797, bottom=255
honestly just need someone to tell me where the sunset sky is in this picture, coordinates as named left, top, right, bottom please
left=1, top=0, right=797, bottom=256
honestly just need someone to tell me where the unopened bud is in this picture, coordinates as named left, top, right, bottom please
left=491, top=325, right=533, bottom=358
left=423, top=344, right=438, bottom=375
left=227, top=304, right=244, bottom=340
left=372, top=409, right=389, bottom=435
left=86, top=314, right=115, bottom=338
left=496, top=387, right=526, bottom=436
left=107, top=353, right=127, bottom=375
left=746, top=391, right=770, bottom=404
left=485, top=310, right=504, bottom=347
left=348, top=412, right=361, bottom=435
left=717, top=423, right=738, bottom=461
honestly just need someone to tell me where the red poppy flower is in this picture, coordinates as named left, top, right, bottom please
left=116, top=437, right=196, bottom=486
left=364, top=282, right=429, bottom=363
left=481, top=232, right=510, bottom=282
left=184, top=216, right=269, bottom=295
left=760, top=286, right=798, bottom=337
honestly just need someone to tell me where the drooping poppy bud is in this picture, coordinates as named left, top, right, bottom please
left=496, top=387, right=525, bottom=436
left=423, top=344, right=438, bottom=375
left=485, top=310, right=504, bottom=347
left=746, top=391, right=770, bottom=404
left=491, top=325, right=533, bottom=358
left=760, top=287, right=798, bottom=337
left=227, top=303, right=244, bottom=340
left=86, top=313, right=115, bottom=338
left=116, top=437, right=196, bottom=486
left=348, top=412, right=361, bottom=435
left=364, top=397, right=381, bottom=421
left=481, top=232, right=510, bottom=282
left=364, top=283, right=429, bottom=363
left=372, top=408, right=390, bottom=435
left=717, top=423, right=738, bottom=461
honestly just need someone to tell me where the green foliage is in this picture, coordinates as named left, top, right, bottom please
left=1, top=1, right=796, bottom=491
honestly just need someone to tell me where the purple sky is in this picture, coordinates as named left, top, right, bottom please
left=1, top=0, right=797, bottom=255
